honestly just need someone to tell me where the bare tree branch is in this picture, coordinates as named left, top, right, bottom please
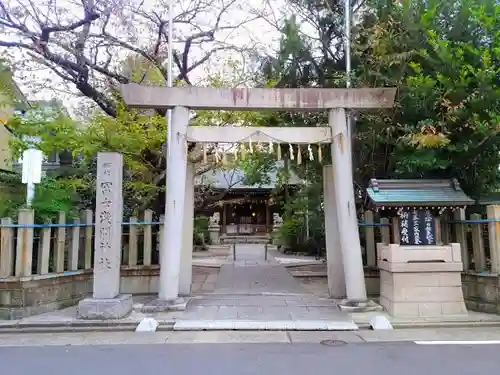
left=0, top=0, right=270, bottom=213
left=0, top=0, right=265, bottom=116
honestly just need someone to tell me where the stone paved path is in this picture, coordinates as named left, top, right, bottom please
left=174, top=244, right=357, bottom=330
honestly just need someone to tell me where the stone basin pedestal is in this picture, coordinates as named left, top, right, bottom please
left=378, top=243, right=467, bottom=318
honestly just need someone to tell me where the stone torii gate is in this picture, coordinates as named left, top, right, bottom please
left=121, top=85, right=396, bottom=311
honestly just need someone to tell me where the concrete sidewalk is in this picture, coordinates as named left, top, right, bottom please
left=3, top=327, right=500, bottom=346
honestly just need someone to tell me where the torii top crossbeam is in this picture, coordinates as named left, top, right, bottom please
left=120, top=84, right=396, bottom=111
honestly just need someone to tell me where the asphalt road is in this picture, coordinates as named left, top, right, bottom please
left=0, top=342, right=497, bottom=375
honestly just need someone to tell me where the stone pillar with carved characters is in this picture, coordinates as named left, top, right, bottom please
left=77, top=152, right=133, bottom=319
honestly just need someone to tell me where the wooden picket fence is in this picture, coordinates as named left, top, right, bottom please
left=2, top=206, right=500, bottom=279
left=0, top=209, right=163, bottom=278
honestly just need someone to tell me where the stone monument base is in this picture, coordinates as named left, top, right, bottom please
left=77, top=294, right=133, bottom=320
left=141, top=297, right=187, bottom=313
left=378, top=243, right=467, bottom=318
left=338, top=299, right=384, bottom=313
left=208, top=226, right=220, bottom=245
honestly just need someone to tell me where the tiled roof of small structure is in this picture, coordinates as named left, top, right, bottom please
left=366, top=178, right=475, bottom=207
left=477, top=192, right=500, bottom=206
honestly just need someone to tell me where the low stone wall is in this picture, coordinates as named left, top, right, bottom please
left=0, top=270, right=93, bottom=320
left=7, top=265, right=497, bottom=319
left=288, top=264, right=380, bottom=297
left=462, top=272, right=500, bottom=314
left=364, top=267, right=380, bottom=296
left=291, top=265, right=500, bottom=315
left=119, top=265, right=220, bottom=295
left=0, top=264, right=221, bottom=320
left=120, top=265, right=160, bottom=294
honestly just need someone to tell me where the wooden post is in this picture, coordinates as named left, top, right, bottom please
left=0, top=217, right=15, bottom=277
left=128, top=217, right=138, bottom=266
left=223, top=203, right=227, bottom=234
left=265, top=201, right=270, bottom=233
left=143, top=209, right=153, bottom=266
left=391, top=216, right=400, bottom=244
left=486, top=205, right=500, bottom=274
left=15, top=209, right=34, bottom=277
left=54, top=211, right=66, bottom=272
left=470, top=213, right=486, bottom=272
left=453, top=208, right=469, bottom=271
left=84, top=210, right=93, bottom=269
left=37, top=221, right=51, bottom=274
left=68, top=217, right=80, bottom=271
left=434, top=216, right=443, bottom=245
left=364, top=210, right=376, bottom=267
left=441, top=211, right=451, bottom=245
left=380, top=217, right=390, bottom=244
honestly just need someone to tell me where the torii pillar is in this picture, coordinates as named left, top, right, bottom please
left=121, top=85, right=396, bottom=310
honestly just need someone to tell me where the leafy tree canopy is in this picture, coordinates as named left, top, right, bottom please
left=263, top=0, right=500, bottom=198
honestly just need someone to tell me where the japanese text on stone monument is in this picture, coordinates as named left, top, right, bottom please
left=98, top=162, right=113, bottom=270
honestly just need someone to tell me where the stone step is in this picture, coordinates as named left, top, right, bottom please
left=221, top=236, right=271, bottom=244
left=173, top=319, right=358, bottom=331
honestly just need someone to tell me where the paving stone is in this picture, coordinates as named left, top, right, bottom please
left=213, top=306, right=241, bottom=319
left=178, top=306, right=220, bottom=320
left=238, top=297, right=288, bottom=307
left=188, top=298, right=239, bottom=307
left=285, top=298, right=336, bottom=307
left=236, top=307, right=264, bottom=319
left=175, top=244, right=357, bottom=331
left=290, top=307, right=348, bottom=321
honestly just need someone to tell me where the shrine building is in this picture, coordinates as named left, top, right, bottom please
left=195, top=161, right=302, bottom=242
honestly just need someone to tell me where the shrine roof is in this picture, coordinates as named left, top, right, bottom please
left=195, top=161, right=302, bottom=189
left=477, top=192, right=500, bottom=206
left=366, top=178, right=475, bottom=207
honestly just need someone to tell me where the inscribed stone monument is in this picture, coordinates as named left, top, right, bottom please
left=93, top=153, right=123, bottom=298
left=77, top=152, right=133, bottom=319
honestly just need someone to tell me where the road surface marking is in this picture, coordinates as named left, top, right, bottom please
left=414, top=340, right=500, bottom=345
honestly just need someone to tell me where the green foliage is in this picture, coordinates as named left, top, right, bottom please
left=267, top=0, right=500, bottom=203
left=6, top=103, right=168, bottom=213
left=5, top=57, right=275, bottom=215
left=30, top=177, right=80, bottom=222
left=0, top=171, right=24, bottom=217
left=237, top=152, right=276, bottom=186
left=0, top=59, right=16, bottom=107
left=355, top=0, right=500, bottom=196
left=193, top=216, right=211, bottom=246
left=276, top=181, right=325, bottom=256
left=0, top=172, right=79, bottom=222
left=264, top=0, right=500, bottom=250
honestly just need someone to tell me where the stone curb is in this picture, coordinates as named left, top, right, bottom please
left=0, top=321, right=176, bottom=334
left=357, top=321, right=500, bottom=329
left=1, top=319, right=500, bottom=334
